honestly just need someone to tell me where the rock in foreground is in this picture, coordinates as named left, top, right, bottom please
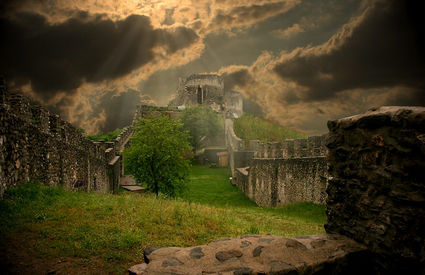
left=129, top=234, right=370, bottom=274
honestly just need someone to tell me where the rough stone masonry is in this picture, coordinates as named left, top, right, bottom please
left=326, top=106, right=425, bottom=273
left=130, top=106, right=425, bottom=274
left=0, top=79, right=123, bottom=197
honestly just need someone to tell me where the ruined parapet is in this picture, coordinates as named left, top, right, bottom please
left=326, top=106, right=425, bottom=274
left=257, top=143, right=265, bottom=158
left=308, top=135, right=323, bottom=156
left=248, top=140, right=261, bottom=153
left=114, top=126, right=134, bottom=152
left=263, top=143, right=271, bottom=158
left=0, top=87, right=121, bottom=197
left=270, top=142, right=282, bottom=158
left=282, top=139, right=295, bottom=158
left=251, top=136, right=327, bottom=160
left=180, top=73, right=224, bottom=90
left=228, top=124, right=328, bottom=206
left=294, top=138, right=308, bottom=157
left=171, top=74, right=225, bottom=108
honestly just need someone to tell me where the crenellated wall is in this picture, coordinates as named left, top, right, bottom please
left=236, top=157, right=327, bottom=207
left=0, top=82, right=121, bottom=197
left=226, top=118, right=328, bottom=206
left=179, top=74, right=224, bottom=90
left=249, top=135, right=327, bottom=159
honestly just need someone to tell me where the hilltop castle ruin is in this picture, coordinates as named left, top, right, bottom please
left=169, top=73, right=243, bottom=118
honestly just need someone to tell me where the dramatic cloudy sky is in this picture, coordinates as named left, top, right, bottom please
left=1, top=0, right=424, bottom=134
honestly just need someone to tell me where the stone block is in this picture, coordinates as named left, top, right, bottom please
left=326, top=106, right=425, bottom=274
left=136, top=234, right=371, bottom=274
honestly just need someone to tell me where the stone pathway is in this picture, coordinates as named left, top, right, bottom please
left=128, top=234, right=369, bottom=274
left=120, top=175, right=145, bottom=192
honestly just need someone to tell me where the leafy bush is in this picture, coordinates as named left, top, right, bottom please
left=87, top=128, right=121, bottom=142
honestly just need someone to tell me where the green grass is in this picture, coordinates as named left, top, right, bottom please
left=0, top=167, right=325, bottom=274
left=234, top=113, right=307, bottom=144
left=185, top=165, right=257, bottom=208
left=185, top=166, right=325, bottom=224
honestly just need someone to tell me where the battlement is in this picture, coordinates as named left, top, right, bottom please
left=248, top=134, right=327, bottom=159
left=178, top=74, right=224, bottom=89
left=0, top=85, right=122, bottom=197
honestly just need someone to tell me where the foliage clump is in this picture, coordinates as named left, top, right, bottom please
left=180, top=105, right=224, bottom=150
left=124, top=116, right=192, bottom=198
left=234, top=113, right=307, bottom=144
left=87, top=128, right=122, bottom=142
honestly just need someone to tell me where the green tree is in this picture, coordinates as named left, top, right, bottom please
left=180, top=106, right=224, bottom=150
left=123, top=116, right=192, bottom=198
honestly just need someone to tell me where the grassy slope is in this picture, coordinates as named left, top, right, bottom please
left=234, top=113, right=307, bottom=143
left=186, top=166, right=326, bottom=225
left=0, top=167, right=325, bottom=274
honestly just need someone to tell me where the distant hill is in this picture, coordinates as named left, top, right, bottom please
left=234, top=114, right=307, bottom=143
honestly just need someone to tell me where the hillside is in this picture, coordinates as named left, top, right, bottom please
left=0, top=166, right=325, bottom=274
left=234, top=113, right=307, bottom=143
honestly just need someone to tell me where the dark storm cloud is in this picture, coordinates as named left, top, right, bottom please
left=273, top=0, right=425, bottom=105
left=209, top=0, right=299, bottom=31
left=0, top=11, right=198, bottom=98
left=90, top=89, right=144, bottom=133
left=221, top=68, right=253, bottom=91
left=157, top=26, right=199, bottom=54
left=0, top=0, right=35, bottom=15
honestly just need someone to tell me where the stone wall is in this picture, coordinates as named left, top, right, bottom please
left=325, top=106, right=425, bottom=273
left=224, top=91, right=243, bottom=119
left=235, top=157, right=327, bottom=206
left=224, top=119, right=246, bottom=177
left=250, top=135, right=327, bottom=159
left=226, top=117, right=328, bottom=206
left=179, top=74, right=224, bottom=90
left=0, top=83, right=121, bottom=197
left=171, top=74, right=225, bottom=109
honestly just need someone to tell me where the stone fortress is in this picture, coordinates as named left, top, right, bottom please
left=169, top=74, right=330, bottom=207
left=0, top=76, right=136, bottom=197
left=226, top=118, right=328, bottom=206
left=0, top=73, right=243, bottom=198
left=1, top=74, right=424, bottom=274
left=132, top=106, right=425, bottom=275
left=169, top=73, right=243, bottom=118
